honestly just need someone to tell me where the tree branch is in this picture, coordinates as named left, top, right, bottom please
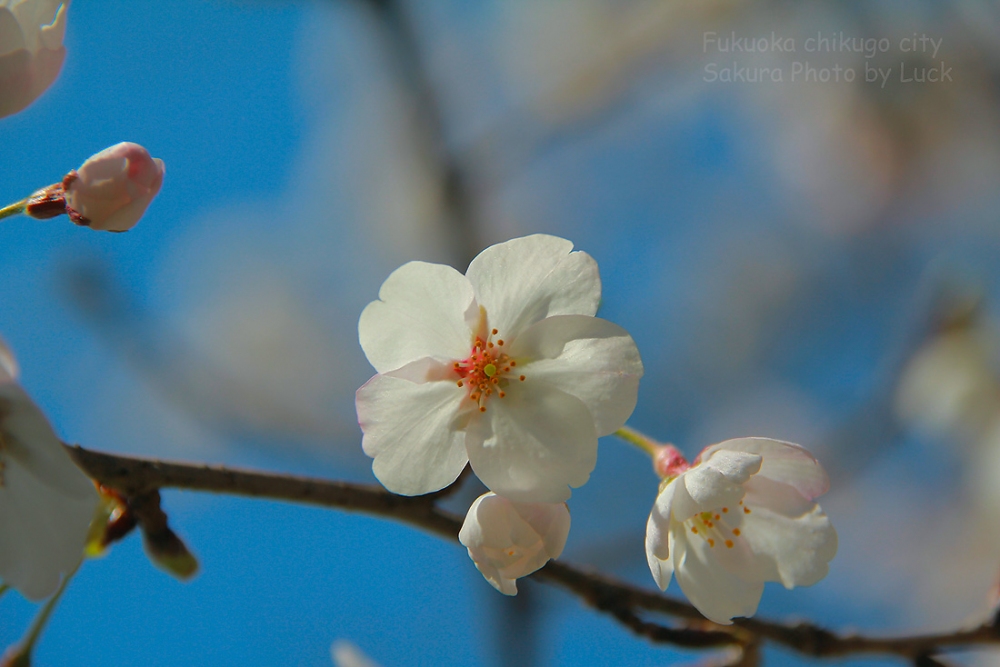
left=67, top=444, right=1000, bottom=659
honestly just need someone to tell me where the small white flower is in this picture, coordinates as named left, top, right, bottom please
left=0, top=1, right=67, bottom=118
left=356, top=234, right=643, bottom=503
left=0, top=338, right=98, bottom=600
left=645, top=437, right=837, bottom=625
left=459, top=492, right=570, bottom=595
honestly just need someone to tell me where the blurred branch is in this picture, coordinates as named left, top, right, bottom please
left=357, top=0, right=482, bottom=269
left=69, top=443, right=1000, bottom=660
left=63, top=261, right=346, bottom=445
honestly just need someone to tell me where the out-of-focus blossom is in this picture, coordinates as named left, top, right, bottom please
left=330, top=641, right=381, bottom=667
left=356, top=234, right=643, bottom=503
left=646, top=438, right=837, bottom=625
left=63, top=142, right=165, bottom=232
left=0, top=0, right=66, bottom=118
left=896, top=326, right=1000, bottom=443
left=0, top=338, right=98, bottom=600
left=459, top=491, right=570, bottom=595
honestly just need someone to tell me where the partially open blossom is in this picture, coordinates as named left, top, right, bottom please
left=0, top=0, right=67, bottom=119
left=356, top=234, right=643, bottom=503
left=645, top=438, right=837, bottom=625
left=0, top=338, right=98, bottom=600
left=63, top=142, right=165, bottom=232
left=459, top=492, right=570, bottom=595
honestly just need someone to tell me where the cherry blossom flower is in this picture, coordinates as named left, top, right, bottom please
left=459, top=492, right=570, bottom=595
left=0, top=338, right=98, bottom=600
left=356, top=234, right=643, bottom=503
left=0, top=0, right=67, bottom=119
left=645, top=437, right=837, bottom=625
left=63, top=142, right=165, bottom=232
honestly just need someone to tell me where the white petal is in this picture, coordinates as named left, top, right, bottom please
left=0, top=388, right=94, bottom=498
left=0, top=458, right=94, bottom=600
left=702, top=438, right=830, bottom=499
left=356, top=365, right=470, bottom=496
left=0, top=386, right=96, bottom=601
left=0, top=9, right=26, bottom=56
left=0, top=336, right=18, bottom=381
left=672, top=525, right=764, bottom=625
left=466, top=235, right=601, bottom=340
left=671, top=450, right=761, bottom=522
left=459, top=493, right=569, bottom=596
left=465, top=382, right=597, bottom=503
left=509, top=315, right=643, bottom=436
left=359, top=262, right=477, bottom=374
left=741, top=476, right=838, bottom=588
left=645, top=483, right=677, bottom=590
left=510, top=500, right=571, bottom=561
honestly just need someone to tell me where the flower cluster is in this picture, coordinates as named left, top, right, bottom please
left=356, top=234, right=643, bottom=591
left=357, top=236, right=838, bottom=612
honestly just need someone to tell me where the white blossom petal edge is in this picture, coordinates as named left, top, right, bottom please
left=0, top=337, right=98, bottom=600
left=459, top=492, right=570, bottom=595
left=645, top=437, right=837, bottom=625
left=356, top=234, right=643, bottom=503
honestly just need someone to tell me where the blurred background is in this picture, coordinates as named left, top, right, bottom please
left=3, top=0, right=1000, bottom=665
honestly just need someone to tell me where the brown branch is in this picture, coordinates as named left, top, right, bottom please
left=68, top=445, right=462, bottom=541
left=67, top=444, right=1000, bottom=659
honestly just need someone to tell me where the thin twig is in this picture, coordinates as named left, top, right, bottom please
left=67, top=444, right=1000, bottom=659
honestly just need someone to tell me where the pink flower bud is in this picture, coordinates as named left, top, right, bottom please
left=63, top=142, right=165, bottom=232
left=0, top=2, right=68, bottom=118
left=653, top=443, right=690, bottom=479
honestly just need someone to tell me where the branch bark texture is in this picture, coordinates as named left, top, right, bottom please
left=67, top=444, right=1000, bottom=660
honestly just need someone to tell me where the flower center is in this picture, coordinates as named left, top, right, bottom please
left=453, top=328, right=525, bottom=413
left=685, top=502, right=749, bottom=549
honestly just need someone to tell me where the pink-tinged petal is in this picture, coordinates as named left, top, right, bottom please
left=356, top=367, right=470, bottom=496
left=465, top=382, right=597, bottom=503
left=509, top=315, right=643, bottom=436
left=671, top=450, right=761, bottom=522
left=645, top=481, right=678, bottom=590
left=741, top=476, right=838, bottom=588
left=359, top=261, right=477, bottom=374
left=702, top=438, right=829, bottom=500
left=672, top=526, right=765, bottom=625
left=466, top=235, right=601, bottom=340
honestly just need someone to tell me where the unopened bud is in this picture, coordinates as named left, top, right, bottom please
left=652, top=444, right=690, bottom=480
left=127, top=490, right=198, bottom=580
left=63, top=142, right=165, bottom=232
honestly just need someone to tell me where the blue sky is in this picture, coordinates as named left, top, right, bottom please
left=4, top=1, right=1000, bottom=665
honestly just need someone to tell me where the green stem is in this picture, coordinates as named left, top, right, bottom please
left=614, top=425, right=661, bottom=458
left=0, top=583, right=8, bottom=601
left=6, top=563, right=79, bottom=664
left=0, top=200, right=26, bottom=221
